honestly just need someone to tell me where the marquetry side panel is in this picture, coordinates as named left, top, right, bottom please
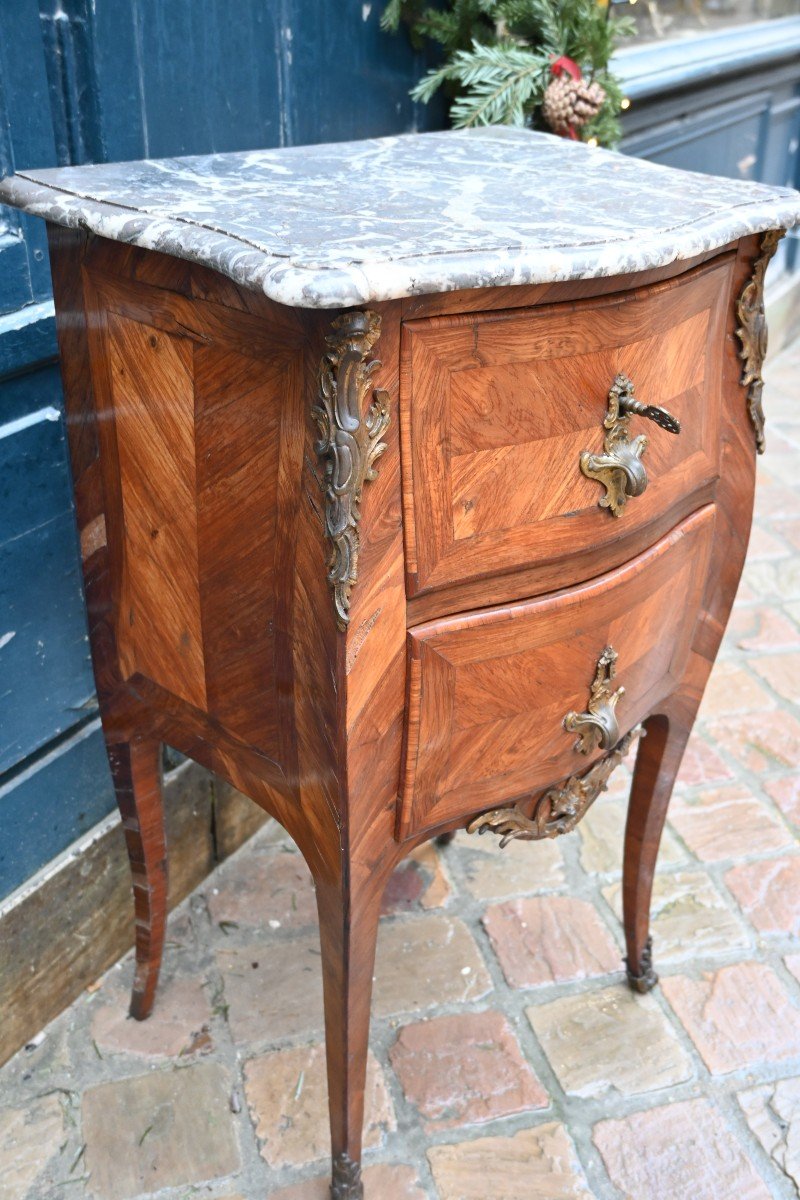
left=79, top=261, right=310, bottom=779
left=108, top=312, right=206, bottom=710
left=193, top=344, right=285, bottom=750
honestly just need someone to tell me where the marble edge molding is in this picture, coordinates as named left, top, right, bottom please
left=1, top=169, right=799, bottom=309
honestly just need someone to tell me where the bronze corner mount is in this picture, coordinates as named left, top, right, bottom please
left=467, top=725, right=642, bottom=846
left=736, top=228, right=784, bottom=455
left=313, top=310, right=391, bottom=631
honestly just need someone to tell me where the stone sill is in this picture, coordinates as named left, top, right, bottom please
left=615, top=16, right=800, bottom=100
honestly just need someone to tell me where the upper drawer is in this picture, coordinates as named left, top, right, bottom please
left=400, top=255, right=733, bottom=600
left=397, top=504, right=714, bottom=841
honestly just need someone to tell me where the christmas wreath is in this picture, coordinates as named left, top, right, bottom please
left=382, top=0, right=636, bottom=148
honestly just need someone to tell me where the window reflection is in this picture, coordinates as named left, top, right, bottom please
left=626, top=0, right=800, bottom=43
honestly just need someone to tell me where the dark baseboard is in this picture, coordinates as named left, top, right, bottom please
left=0, top=762, right=267, bottom=1067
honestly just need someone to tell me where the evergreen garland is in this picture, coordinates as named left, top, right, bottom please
left=382, top=0, right=636, bottom=147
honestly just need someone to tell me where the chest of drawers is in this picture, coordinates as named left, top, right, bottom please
left=2, top=128, right=798, bottom=1199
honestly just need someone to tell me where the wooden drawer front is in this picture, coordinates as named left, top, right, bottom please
left=401, top=256, right=731, bottom=599
left=398, top=506, right=714, bottom=839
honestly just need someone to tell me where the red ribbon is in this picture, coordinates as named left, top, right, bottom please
left=551, top=55, right=582, bottom=80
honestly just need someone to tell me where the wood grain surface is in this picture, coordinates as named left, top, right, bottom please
left=47, top=225, right=767, bottom=1199
left=401, top=255, right=731, bottom=602
left=398, top=506, right=714, bottom=838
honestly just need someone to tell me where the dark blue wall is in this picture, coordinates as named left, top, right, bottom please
left=1, top=2, right=798, bottom=899
left=0, top=0, right=436, bottom=900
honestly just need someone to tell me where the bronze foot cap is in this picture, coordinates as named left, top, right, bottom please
left=331, top=1153, right=363, bottom=1199
left=625, top=936, right=658, bottom=994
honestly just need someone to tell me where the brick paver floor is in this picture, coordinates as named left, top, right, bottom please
left=2, top=343, right=800, bottom=1199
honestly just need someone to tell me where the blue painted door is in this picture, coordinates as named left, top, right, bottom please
left=0, top=0, right=434, bottom=900
left=0, top=0, right=107, bottom=898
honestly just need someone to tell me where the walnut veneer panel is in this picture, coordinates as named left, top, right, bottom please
left=401, top=256, right=731, bottom=601
left=398, top=506, right=715, bottom=838
left=82, top=267, right=307, bottom=768
left=108, top=312, right=206, bottom=710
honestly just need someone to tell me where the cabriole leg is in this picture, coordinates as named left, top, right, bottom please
left=315, top=866, right=389, bottom=1200
left=106, top=738, right=167, bottom=1020
left=622, top=702, right=695, bottom=993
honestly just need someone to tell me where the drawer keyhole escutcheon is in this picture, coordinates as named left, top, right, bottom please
left=467, top=647, right=634, bottom=847
left=580, top=374, right=681, bottom=518
left=564, top=645, right=624, bottom=754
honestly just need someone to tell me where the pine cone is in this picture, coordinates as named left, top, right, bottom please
left=542, top=76, right=606, bottom=137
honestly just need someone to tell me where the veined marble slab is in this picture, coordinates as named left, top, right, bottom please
left=1, top=127, right=799, bottom=309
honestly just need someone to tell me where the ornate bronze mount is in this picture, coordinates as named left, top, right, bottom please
left=331, top=1152, right=363, bottom=1199
left=580, top=374, right=681, bottom=517
left=565, top=645, right=624, bottom=754
left=736, top=228, right=784, bottom=455
left=626, top=935, right=658, bottom=994
left=468, top=725, right=642, bottom=846
left=313, top=311, right=390, bottom=631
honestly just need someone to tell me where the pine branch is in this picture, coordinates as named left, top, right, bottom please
left=502, top=0, right=562, bottom=53
left=411, top=60, right=465, bottom=103
left=444, top=41, right=550, bottom=127
left=380, top=0, right=405, bottom=32
left=383, top=0, right=635, bottom=147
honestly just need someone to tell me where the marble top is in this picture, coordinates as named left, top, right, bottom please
left=2, top=127, right=799, bottom=309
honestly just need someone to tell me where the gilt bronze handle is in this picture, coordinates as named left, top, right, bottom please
left=580, top=374, right=681, bottom=518
left=564, top=646, right=624, bottom=755
left=467, top=725, right=642, bottom=846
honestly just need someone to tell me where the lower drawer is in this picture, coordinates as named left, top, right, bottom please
left=397, top=506, right=714, bottom=839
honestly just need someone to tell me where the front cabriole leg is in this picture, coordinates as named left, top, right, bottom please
left=622, top=692, right=701, bottom=995
left=315, top=860, right=396, bottom=1200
